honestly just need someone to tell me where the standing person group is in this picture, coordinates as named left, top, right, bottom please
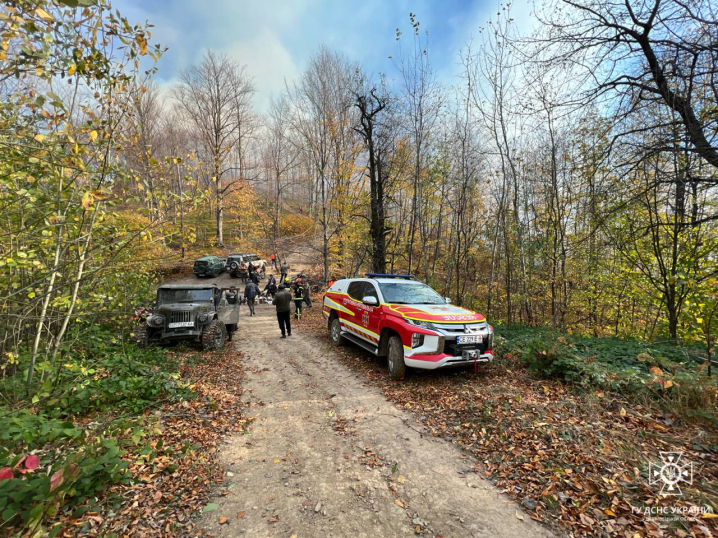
left=247, top=262, right=260, bottom=285
left=271, top=277, right=313, bottom=337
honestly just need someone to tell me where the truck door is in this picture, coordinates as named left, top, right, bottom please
left=362, top=282, right=382, bottom=346
left=345, top=281, right=375, bottom=345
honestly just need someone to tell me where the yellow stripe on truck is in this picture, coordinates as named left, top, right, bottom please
left=341, top=318, right=380, bottom=338
left=324, top=296, right=355, bottom=316
left=340, top=319, right=380, bottom=342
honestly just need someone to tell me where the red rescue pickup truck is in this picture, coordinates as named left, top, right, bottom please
left=323, top=274, right=493, bottom=380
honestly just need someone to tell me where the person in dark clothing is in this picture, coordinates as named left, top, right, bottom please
left=250, top=270, right=260, bottom=285
left=244, top=281, right=259, bottom=316
left=264, top=275, right=277, bottom=298
left=280, top=262, right=289, bottom=282
left=293, top=279, right=305, bottom=319
left=272, top=284, right=292, bottom=338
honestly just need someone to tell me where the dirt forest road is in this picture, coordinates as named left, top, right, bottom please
left=196, top=301, right=557, bottom=538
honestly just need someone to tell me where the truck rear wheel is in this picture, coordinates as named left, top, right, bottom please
left=202, top=319, right=226, bottom=351
left=330, top=317, right=346, bottom=346
left=387, top=335, right=406, bottom=380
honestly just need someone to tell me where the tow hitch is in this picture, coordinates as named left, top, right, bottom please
left=461, top=349, right=490, bottom=362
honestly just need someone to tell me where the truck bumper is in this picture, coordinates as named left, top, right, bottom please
left=404, top=350, right=493, bottom=370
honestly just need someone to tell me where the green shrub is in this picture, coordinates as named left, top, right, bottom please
left=495, top=325, right=718, bottom=418
left=0, top=327, right=193, bottom=531
left=47, top=345, right=191, bottom=418
left=0, top=406, right=133, bottom=529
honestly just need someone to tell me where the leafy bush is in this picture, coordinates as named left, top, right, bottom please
left=0, top=327, right=193, bottom=531
left=495, top=325, right=718, bottom=420
left=47, top=341, right=191, bottom=418
left=0, top=433, right=128, bottom=532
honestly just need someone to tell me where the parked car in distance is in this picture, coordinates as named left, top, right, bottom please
left=225, top=253, right=247, bottom=278
left=193, top=255, right=226, bottom=278
left=225, top=253, right=267, bottom=277
left=323, top=273, right=493, bottom=380
left=132, top=284, right=240, bottom=351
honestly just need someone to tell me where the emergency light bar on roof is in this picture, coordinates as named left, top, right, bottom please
left=365, top=273, right=415, bottom=280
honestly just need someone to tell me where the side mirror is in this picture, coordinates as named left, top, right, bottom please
left=445, top=297, right=452, bottom=304
left=362, top=296, right=379, bottom=307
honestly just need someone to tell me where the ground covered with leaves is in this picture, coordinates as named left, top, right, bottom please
left=304, top=304, right=718, bottom=538
left=1, top=338, right=248, bottom=538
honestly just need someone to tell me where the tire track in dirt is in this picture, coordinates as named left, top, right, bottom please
left=197, top=302, right=556, bottom=538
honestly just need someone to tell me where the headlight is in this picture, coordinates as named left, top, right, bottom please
left=147, top=315, right=164, bottom=327
left=198, top=312, right=210, bottom=323
left=406, top=318, right=436, bottom=330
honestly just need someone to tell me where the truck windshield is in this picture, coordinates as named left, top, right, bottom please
left=379, top=282, right=445, bottom=305
left=158, top=289, right=214, bottom=304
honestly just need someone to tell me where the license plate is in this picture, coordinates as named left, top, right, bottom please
left=457, top=335, right=482, bottom=344
left=168, top=321, right=194, bottom=328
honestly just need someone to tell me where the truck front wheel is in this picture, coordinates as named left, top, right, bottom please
left=202, top=320, right=226, bottom=351
left=330, top=317, right=346, bottom=346
left=387, top=335, right=406, bottom=380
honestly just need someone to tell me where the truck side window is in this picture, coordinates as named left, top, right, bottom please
left=347, top=281, right=364, bottom=300
left=363, top=283, right=379, bottom=302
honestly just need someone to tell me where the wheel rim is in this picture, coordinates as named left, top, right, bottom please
left=214, top=327, right=222, bottom=348
left=332, top=321, right=339, bottom=342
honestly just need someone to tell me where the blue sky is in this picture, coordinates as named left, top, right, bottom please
left=113, top=0, right=532, bottom=110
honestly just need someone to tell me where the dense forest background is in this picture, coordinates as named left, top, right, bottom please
left=111, top=0, right=718, bottom=345
left=0, top=0, right=716, bottom=534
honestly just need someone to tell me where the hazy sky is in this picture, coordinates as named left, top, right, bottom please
left=113, top=0, right=533, bottom=110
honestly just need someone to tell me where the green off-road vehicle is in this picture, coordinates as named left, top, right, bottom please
left=193, top=255, right=226, bottom=278
left=133, top=284, right=240, bottom=351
